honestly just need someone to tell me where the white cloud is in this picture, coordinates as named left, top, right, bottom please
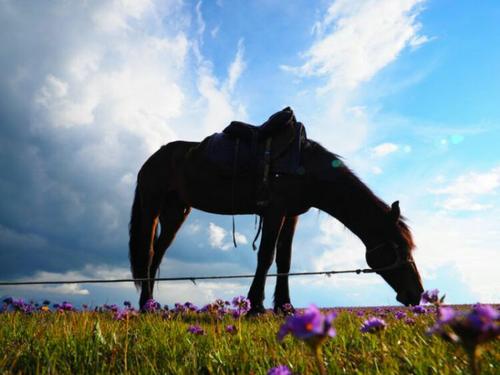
left=1, top=269, right=92, bottom=296
left=0, top=262, right=250, bottom=306
left=208, top=222, right=226, bottom=249
left=371, top=142, right=399, bottom=157
left=284, top=0, right=429, bottom=156
left=431, top=166, right=500, bottom=211
left=301, top=216, right=384, bottom=288
left=283, top=0, right=428, bottom=92
left=225, top=38, right=246, bottom=93
left=195, top=1, right=206, bottom=38
left=207, top=222, right=247, bottom=250
left=211, top=25, right=220, bottom=38
left=411, top=209, right=500, bottom=302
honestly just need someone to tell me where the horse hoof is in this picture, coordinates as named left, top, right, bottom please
left=247, top=305, right=266, bottom=317
left=273, top=303, right=295, bottom=316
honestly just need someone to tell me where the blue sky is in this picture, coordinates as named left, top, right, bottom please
left=0, top=0, right=499, bottom=308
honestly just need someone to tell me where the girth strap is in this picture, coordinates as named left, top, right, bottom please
left=231, top=139, right=240, bottom=248
left=256, top=137, right=272, bottom=208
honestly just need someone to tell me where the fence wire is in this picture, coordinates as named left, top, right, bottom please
left=0, top=267, right=380, bottom=287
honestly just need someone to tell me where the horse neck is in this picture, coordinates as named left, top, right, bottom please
left=311, top=167, right=390, bottom=249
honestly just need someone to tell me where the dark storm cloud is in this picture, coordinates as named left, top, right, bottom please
left=0, top=0, right=252, bottom=283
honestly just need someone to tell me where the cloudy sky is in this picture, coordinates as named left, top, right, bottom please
left=1, top=0, right=499, bottom=308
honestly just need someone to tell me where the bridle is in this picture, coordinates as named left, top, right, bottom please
left=365, top=241, right=415, bottom=274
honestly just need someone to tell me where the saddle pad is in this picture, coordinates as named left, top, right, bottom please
left=205, top=132, right=257, bottom=175
left=203, top=121, right=306, bottom=177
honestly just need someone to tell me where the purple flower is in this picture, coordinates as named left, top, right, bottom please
left=268, top=365, right=293, bottom=375
left=404, top=318, right=416, bottom=325
left=106, top=304, right=120, bottom=312
left=277, top=304, right=336, bottom=344
left=61, top=301, right=74, bottom=311
left=428, top=304, right=499, bottom=345
left=184, top=302, right=198, bottom=312
left=187, top=325, right=205, bottom=335
left=395, top=311, right=407, bottom=320
left=420, top=289, right=440, bottom=304
left=143, top=299, right=160, bottom=312
left=412, top=305, right=427, bottom=315
left=113, top=308, right=138, bottom=321
left=280, top=303, right=295, bottom=316
left=360, top=317, right=387, bottom=333
left=225, top=324, right=237, bottom=334
left=3, top=297, right=13, bottom=305
left=438, top=307, right=456, bottom=324
left=123, top=301, right=132, bottom=308
left=232, top=296, right=251, bottom=315
left=174, top=303, right=186, bottom=314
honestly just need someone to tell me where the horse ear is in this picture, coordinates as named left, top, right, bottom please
left=390, top=201, right=400, bottom=222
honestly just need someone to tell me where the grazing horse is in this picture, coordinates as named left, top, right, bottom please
left=129, top=135, right=424, bottom=313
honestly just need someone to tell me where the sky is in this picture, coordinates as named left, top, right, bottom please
left=0, top=0, right=499, bottom=309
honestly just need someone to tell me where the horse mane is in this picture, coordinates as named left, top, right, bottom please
left=304, top=139, right=416, bottom=252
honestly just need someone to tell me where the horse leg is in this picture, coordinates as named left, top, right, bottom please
left=148, top=195, right=190, bottom=295
left=247, top=212, right=285, bottom=315
left=273, top=215, right=298, bottom=314
left=138, top=212, right=160, bottom=309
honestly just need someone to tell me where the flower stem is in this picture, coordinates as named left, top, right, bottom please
left=314, top=346, right=327, bottom=375
left=467, top=347, right=479, bottom=375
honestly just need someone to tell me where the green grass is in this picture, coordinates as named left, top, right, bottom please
left=0, top=308, right=498, bottom=374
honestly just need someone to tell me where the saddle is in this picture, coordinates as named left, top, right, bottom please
left=204, top=107, right=306, bottom=208
left=222, top=107, right=296, bottom=140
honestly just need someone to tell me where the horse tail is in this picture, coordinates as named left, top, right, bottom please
left=129, top=183, right=146, bottom=289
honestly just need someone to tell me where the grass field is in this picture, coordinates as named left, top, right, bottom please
left=0, top=300, right=498, bottom=374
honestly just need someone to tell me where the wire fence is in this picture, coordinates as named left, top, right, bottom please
left=0, top=267, right=382, bottom=287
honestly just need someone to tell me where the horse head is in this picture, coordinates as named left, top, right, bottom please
left=365, top=201, right=424, bottom=306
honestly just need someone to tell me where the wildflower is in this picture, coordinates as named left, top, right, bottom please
left=143, top=299, right=160, bottom=312
left=225, top=324, right=237, bottom=334
left=395, top=311, right=406, bottom=320
left=40, top=305, right=50, bottom=312
left=404, top=318, right=416, bottom=325
left=420, top=289, right=440, bottom=304
left=173, top=303, right=186, bottom=314
left=123, top=301, right=132, bottom=308
left=3, top=297, right=13, bottom=305
left=187, top=325, right=205, bottom=335
left=60, top=301, right=74, bottom=311
left=438, top=306, right=456, bottom=324
left=278, top=304, right=336, bottom=343
left=427, top=304, right=499, bottom=375
left=277, top=305, right=334, bottom=375
left=104, top=304, right=119, bottom=312
left=113, top=308, right=137, bottom=321
left=412, top=305, right=426, bottom=315
left=232, top=296, right=251, bottom=315
left=42, top=300, right=50, bottom=306
left=184, top=302, right=198, bottom=312
left=360, top=317, right=387, bottom=333
left=268, top=365, right=293, bottom=375
left=280, top=303, right=295, bottom=316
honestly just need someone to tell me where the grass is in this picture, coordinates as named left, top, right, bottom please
left=0, top=305, right=498, bottom=374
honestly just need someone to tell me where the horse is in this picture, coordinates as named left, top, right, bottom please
left=129, top=131, right=424, bottom=313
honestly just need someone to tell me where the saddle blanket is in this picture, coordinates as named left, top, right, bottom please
left=204, top=121, right=306, bottom=176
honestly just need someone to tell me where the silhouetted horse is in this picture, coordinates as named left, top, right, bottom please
left=129, top=118, right=423, bottom=313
